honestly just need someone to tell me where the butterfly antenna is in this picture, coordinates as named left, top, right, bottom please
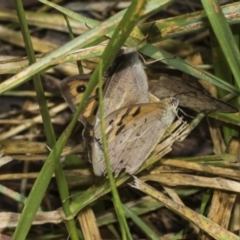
left=178, top=108, right=194, bottom=119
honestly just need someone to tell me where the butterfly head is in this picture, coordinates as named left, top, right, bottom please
left=171, top=97, right=179, bottom=109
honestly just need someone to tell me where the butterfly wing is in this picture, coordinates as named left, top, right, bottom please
left=92, top=98, right=178, bottom=177
left=60, top=48, right=149, bottom=124
left=148, top=74, right=237, bottom=113
left=59, top=74, right=100, bottom=125
left=92, top=48, right=153, bottom=176
left=99, top=48, right=149, bottom=119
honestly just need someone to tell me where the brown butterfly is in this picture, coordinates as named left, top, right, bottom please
left=60, top=48, right=236, bottom=176
left=60, top=48, right=179, bottom=176
left=60, top=73, right=237, bottom=124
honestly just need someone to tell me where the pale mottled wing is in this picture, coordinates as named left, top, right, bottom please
left=92, top=98, right=178, bottom=177
left=100, top=48, right=149, bottom=118
left=148, top=74, right=238, bottom=113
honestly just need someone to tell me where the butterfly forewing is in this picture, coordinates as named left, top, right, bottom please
left=92, top=98, right=178, bottom=177
left=97, top=48, right=149, bottom=121
left=60, top=74, right=100, bottom=125
left=148, top=74, right=238, bottom=113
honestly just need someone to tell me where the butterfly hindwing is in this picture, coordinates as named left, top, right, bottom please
left=92, top=98, right=178, bottom=177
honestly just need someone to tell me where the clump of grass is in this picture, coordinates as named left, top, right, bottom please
left=0, top=0, right=239, bottom=239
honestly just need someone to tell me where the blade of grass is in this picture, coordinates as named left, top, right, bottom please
left=208, top=112, right=240, bottom=126
left=123, top=205, right=160, bottom=240
left=202, top=0, right=240, bottom=144
left=1, top=1, right=240, bottom=98
left=40, top=0, right=240, bottom=96
left=201, top=0, right=240, bottom=91
left=135, top=42, right=240, bottom=94
left=130, top=177, right=240, bottom=240
left=40, top=0, right=173, bottom=29
left=210, top=29, right=233, bottom=95
left=139, top=1, right=240, bottom=43
left=200, top=189, right=212, bottom=214
left=63, top=14, right=83, bottom=74
left=0, top=0, right=172, bottom=94
left=13, top=1, right=78, bottom=239
left=87, top=1, right=148, bottom=237
left=39, top=0, right=102, bottom=29
left=2, top=2, right=240, bottom=69
left=13, top=1, right=56, bottom=148
left=12, top=1, right=147, bottom=239
left=70, top=120, right=189, bottom=216
left=97, top=61, right=132, bottom=240
left=210, top=29, right=239, bottom=143
left=97, top=189, right=199, bottom=227
left=2, top=1, right=240, bottom=40
left=13, top=82, right=90, bottom=240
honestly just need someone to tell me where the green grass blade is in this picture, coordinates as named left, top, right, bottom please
left=39, top=0, right=101, bottom=28
left=208, top=112, right=240, bottom=126
left=63, top=14, right=83, bottom=74
left=201, top=0, right=240, bottom=91
left=40, top=0, right=173, bottom=28
left=12, top=78, right=90, bottom=240
left=0, top=0, right=173, bottom=94
left=123, top=205, right=160, bottom=240
left=136, top=43, right=240, bottom=94
left=0, top=7, right=131, bottom=93
left=209, top=28, right=238, bottom=143
left=13, top=1, right=78, bottom=239
left=12, top=1, right=147, bottom=239
left=139, top=2, right=240, bottom=42
left=90, top=1, right=147, bottom=238
left=14, top=0, right=56, bottom=147
left=130, top=177, right=240, bottom=240
left=97, top=63, right=130, bottom=240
